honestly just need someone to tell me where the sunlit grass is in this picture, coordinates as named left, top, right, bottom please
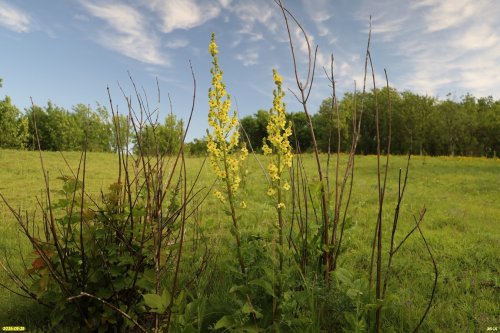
left=0, top=149, right=498, bottom=331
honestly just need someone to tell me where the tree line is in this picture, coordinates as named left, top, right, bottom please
left=239, top=88, right=500, bottom=157
left=1, top=84, right=499, bottom=157
left=0, top=95, right=183, bottom=154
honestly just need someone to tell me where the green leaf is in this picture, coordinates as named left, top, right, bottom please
left=249, top=278, right=276, bottom=298
left=346, top=288, right=361, bottom=299
left=136, top=269, right=155, bottom=290
left=63, top=178, right=82, bottom=194
left=214, top=315, right=235, bottom=330
left=241, top=324, right=263, bottom=333
left=143, top=293, right=166, bottom=314
left=162, top=289, right=172, bottom=309
left=241, top=301, right=263, bottom=319
left=333, top=267, right=353, bottom=286
left=229, top=284, right=246, bottom=294
left=96, top=287, right=113, bottom=299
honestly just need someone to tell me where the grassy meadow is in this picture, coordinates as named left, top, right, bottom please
left=0, top=149, right=498, bottom=332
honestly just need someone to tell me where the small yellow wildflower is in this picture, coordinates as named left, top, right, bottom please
left=273, top=70, right=283, bottom=85
left=267, top=187, right=276, bottom=196
left=282, top=182, right=290, bottom=191
left=240, top=146, right=248, bottom=160
left=268, top=162, right=280, bottom=181
left=277, top=202, right=285, bottom=209
left=240, top=201, right=247, bottom=209
left=209, top=33, right=218, bottom=56
left=214, top=190, right=225, bottom=203
left=262, top=143, right=272, bottom=155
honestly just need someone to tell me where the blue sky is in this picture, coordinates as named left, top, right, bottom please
left=1, top=0, right=499, bottom=141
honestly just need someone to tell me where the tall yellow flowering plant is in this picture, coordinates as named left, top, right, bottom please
left=263, top=69, right=293, bottom=271
left=207, top=33, right=248, bottom=275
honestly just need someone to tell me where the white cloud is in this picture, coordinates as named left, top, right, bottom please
left=452, top=24, right=499, bottom=50
left=235, top=51, right=259, bottom=66
left=301, top=0, right=332, bottom=23
left=291, top=26, right=330, bottom=70
left=218, top=0, right=232, bottom=8
left=0, top=2, right=31, bottom=33
left=369, top=15, right=408, bottom=38
left=347, top=0, right=500, bottom=98
left=165, top=38, right=189, bottom=49
left=145, top=0, right=221, bottom=34
left=232, top=1, right=279, bottom=34
left=81, top=1, right=166, bottom=66
left=418, top=0, right=488, bottom=32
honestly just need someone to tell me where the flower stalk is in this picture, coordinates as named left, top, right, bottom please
left=207, top=33, right=248, bottom=275
left=263, top=69, right=293, bottom=272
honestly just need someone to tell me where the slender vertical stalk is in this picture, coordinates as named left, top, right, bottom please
left=275, top=0, right=330, bottom=281
left=222, top=147, right=246, bottom=275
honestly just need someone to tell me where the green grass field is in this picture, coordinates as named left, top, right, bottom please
left=0, top=149, right=498, bottom=332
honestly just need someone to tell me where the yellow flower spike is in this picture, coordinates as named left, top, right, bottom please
left=214, top=190, right=225, bottom=203
left=273, top=69, right=282, bottom=85
left=262, top=143, right=272, bottom=155
left=209, top=33, right=218, bottom=56
left=206, top=36, right=248, bottom=276
left=240, top=146, right=248, bottom=160
left=207, top=33, right=248, bottom=217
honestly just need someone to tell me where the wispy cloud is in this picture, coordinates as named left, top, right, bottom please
left=350, top=0, right=500, bottom=98
left=165, top=38, right=189, bottom=49
left=301, top=0, right=335, bottom=39
left=291, top=26, right=329, bottom=70
left=144, top=0, right=221, bottom=34
left=231, top=0, right=280, bottom=42
left=218, top=0, right=232, bottom=8
left=235, top=50, right=259, bottom=66
left=80, top=1, right=166, bottom=66
left=0, top=2, right=31, bottom=33
left=233, top=1, right=276, bottom=30
left=416, top=0, right=488, bottom=32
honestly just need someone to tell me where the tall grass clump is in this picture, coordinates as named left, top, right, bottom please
left=0, top=71, right=213, bottom=332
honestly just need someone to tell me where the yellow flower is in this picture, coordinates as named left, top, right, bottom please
left=240, top=146, right=248, bottom=160
left=277, top=202, right=285, bottom=209
left=214, top=190, right=225, bottom=203
left=273, top=70, right=282, bottom=85
left=209, top=33, right=218, bottom=56
left=240, top=201, right=247, bottom=209
left=268, top=162, right=280, bottom=181
left=282, top=182, right=290, bottom=191
left=262, top=143, right=272, bottom=155
left=267, top=187, right=276, bottom=196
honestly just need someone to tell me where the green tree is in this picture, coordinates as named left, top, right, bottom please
left=111, top=114, right=131, bottom=153
left=72, top=104, right=113, bottom=152
left=239, top=109, right=269, bottom=151
left=133, top=113, right=184, bottom=155
left=159, top=113, right=183, bottom=155
left=475, top=96, right=500, bottom=156
left=186, top=137, right=207, bottom=156
left=0, top=96, right=23, bottom=148
left=45, top=102, right=79, bottom=150
left=26, top=105, right=51, bottom=150
left=288, top=112, right=312, bottom=151
left=313, top=97, right=351, bottom=153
